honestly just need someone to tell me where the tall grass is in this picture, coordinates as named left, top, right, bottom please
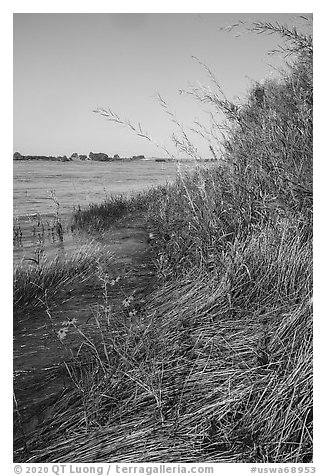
left=71, top=186, right=172, bottom=232
left=14, top=243, right=108, bottom=319
left=14, top=20, right=312, bottom=463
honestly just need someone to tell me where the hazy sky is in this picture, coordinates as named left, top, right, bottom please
left=13, top=13, right=311, bottom=158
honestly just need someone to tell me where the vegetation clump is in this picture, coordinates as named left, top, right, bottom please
left=71, top=185, right=173, bottom=232
left=14, top=21, right=312, bottom=463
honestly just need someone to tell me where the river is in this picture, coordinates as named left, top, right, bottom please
left=13, top=159, right=195, bottom=264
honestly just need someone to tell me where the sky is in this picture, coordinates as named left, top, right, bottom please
left=13, top=13, right=312, bottom=158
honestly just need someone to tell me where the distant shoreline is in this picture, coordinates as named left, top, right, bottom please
left=13, top=155, right=215, bottom=163
left=13, top=152, right=147, bottom=163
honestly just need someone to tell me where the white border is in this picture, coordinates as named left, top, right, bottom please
left=3, top=3, right=324, bottom=474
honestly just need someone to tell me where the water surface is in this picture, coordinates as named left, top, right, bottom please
left=14, top=159, right=186, bottom=217
left=13, top=159, right=194, bottom=263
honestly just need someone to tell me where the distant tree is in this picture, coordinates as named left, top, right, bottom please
left=13, top=152, right=23, bottom=160
left=89, top=152, right=109, bottom=161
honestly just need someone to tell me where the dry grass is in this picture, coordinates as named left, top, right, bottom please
left=13, top=243, right=107, bottom=318
left=15, top=225, right=312, bottom=463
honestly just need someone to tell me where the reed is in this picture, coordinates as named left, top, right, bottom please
left=14, top=192, right=66, bottom=250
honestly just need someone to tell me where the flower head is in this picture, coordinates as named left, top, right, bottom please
left=58, top=327, right=69, bottom=341
left=122, top=298, right=130, bottom=308
left=110, top=276, right=122, bottom=286
left=122, top=295, right=135, bottom=308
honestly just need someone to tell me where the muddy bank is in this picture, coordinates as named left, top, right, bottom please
left=13, top=213, right=157, bottom=454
